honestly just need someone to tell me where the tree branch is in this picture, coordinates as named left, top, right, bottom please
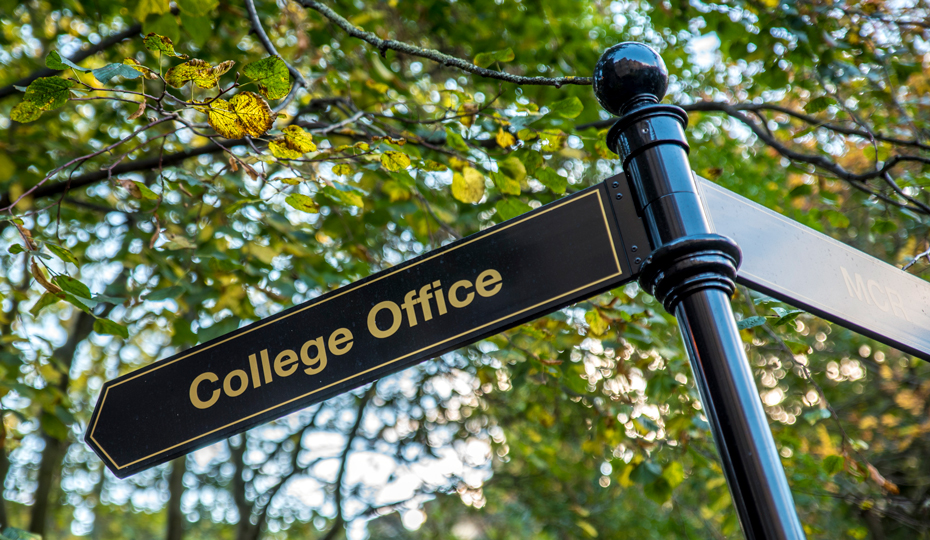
left=245, top=0, right=310, bottom=89
left=0, top=24, right=142, bottom=101
left=321, top=384, right=377, bottom=540
left=295, top=0, right=590, bottom=88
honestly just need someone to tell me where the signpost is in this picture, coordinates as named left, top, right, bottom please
left=697, top=177, right=930, bottom=361
left=86, top=182, right=648, bottom=478
left=85, top=42, right=930, bottom=540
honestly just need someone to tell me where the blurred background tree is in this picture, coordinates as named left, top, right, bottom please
left=0, top=0, right=929, bottom=538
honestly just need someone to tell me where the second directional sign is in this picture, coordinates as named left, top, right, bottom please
left=86, top=181, right=646, bottom=478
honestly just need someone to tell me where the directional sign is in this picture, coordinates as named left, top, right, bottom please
left=86, top=180, right=648, bottom=478
left=696, top=175, right=930, bottom=361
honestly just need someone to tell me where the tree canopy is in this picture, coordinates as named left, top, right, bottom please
left=0, top=0, right=929, bottom=539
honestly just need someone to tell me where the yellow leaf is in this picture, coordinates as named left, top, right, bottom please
left=496, top=127, right=516, bottom=148
left=205, top=98, right=244, bottom=139
left=332, top=164, right=352, bottom=176
left=137, top=0, right=170, bottom=22
left=165, top=59, right=234, bottom=89
left=452, top=167, right=485, bottom=203
left=231, top=91, right=274, bottom=137
left=281, top=125, right=316, bottom=153
left=381, top=151, right=410, bottom=171
left=269, top=140, right=302, bottom=159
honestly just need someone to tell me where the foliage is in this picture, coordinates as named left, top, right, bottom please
left=0, top=0, right=929, bottom=539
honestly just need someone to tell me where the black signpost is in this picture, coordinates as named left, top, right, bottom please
left=85, top=42, right=930, bottom=540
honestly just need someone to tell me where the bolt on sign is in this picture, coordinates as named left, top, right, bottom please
left=86, top=180, right=647, bottom=478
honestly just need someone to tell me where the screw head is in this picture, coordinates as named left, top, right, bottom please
left=634, top=257, right=642, bottom=265
left=615, top=193, right=623, bottom=200
left=631, top=245, right=638, bottom=252
left=611, top=181, right=620, bottom=188
left=593, top=42, right=669, bottom=116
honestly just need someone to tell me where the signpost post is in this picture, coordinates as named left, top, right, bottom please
left=85, top=41, right=930, bottom=540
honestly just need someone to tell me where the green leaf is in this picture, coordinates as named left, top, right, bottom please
left=285, top=193, right=319, bottom=213
left=24, top=77, right=76, bottom=111
left=788, top=184, right=812, bottom=198
left=490, top=171, right=521, bottom=195
left=823, top=454, right=845, bottom=475
left=473, top=47, right=515, bottom=68
left=498, top=156, right=526, bottom=183
left=575, top=520, right=598, bottom=538
left=46, top=244, right=78, bottom=265
left=145, top=285, right=186, bottom=301
left=535, top=167, right=567, bottom=194
left=7, top=245, right=24, bottom=255
left=737, top=315, right=767, bottom=330
left=93, top=318, right=129, bottom=339
left=142, top=32, right=187, bottom=59
left=548, top=96, right=584, bottom=118
left=495, top=198, right=531, bottom=221
left=134, top=181, right=159, bottom=200
left=45, top=51, right=90, bottom=72
left=585, top=309, right=609, bottom=336
left=381, top=151, right=411, bottom=171
left=176, top=0, right=218, bottom=16
left=10, top=101, right=43, bottom=123
left=630, top=461, right=662, bottom=485
left=806, top=95, right=833, bottom=114
left=92, top=63, right=144, bottom=84
left=181, top=13, right=213, bottom=48
left=662, top=461, right=685, bottom=488
left=242, top=56, right=291, bottom=100
left=30, top=292, right=62, bottom=317
left=53, top=275, right=92, bottom=299
left=444, top=127, right=470, bottom=153
left=321, top=186, right=364, bottom=208
left=40, top=411, right=69, bottom=440
left=136, top=0, right=170, bottom=21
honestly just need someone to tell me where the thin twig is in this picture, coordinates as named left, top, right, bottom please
left=296, top=0, right=591, bottom=88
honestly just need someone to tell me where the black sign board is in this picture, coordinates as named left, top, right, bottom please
left=86, top=181, right=646, bottom=478
left=696, top=176, right=930, bottom=361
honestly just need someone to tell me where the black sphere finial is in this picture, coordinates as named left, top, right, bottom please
left=593, top=42, right=668, bottom=116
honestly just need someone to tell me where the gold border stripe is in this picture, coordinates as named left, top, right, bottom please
left=92, top=188, right=623, bottom=469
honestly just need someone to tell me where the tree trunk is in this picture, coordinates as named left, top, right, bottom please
left=28, top=310, right=95, bottom=535
left=165, top=458, right=186, bottom=540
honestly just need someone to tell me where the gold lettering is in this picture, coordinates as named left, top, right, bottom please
left=274, top=349, right=298, bottom=377
left=248, top=353, right=262, bottom=389
left=476, top=269, right=502, bottom=297
left=449, top=280, right=474, bottom=308
left=260, top=349, right=273, bottom=384
left=301, top=337, right=327, bottom=375
left=189, top=372, right=220, bottom=409
left=328, top=328, right=354, bottom=355
left=432, top=280, right=447, bottom=315
left=401, top=290, right=419, bottom=327
left=418, top=284, right=434, bottom=321
left=368, top=300, right=402, bottom=338
left=223, top=370, right=249, bottom=397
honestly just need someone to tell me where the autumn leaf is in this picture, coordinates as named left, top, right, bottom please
left=31, top=262, right=62, bottom=295
left=452, top=167, right=486, bottom=203
left=242, top=56, right=291, bottom=100
left=269, top=125, right=316, bottom=158
left=136, top=0, right=170, bottom=21
left=205, top=98, right=243, bottom=139
left=231, top=91, right=274, bottom=136
left=332, top=164, right=352, bottom=176
left=165, top=59, right=234, bottom=89
left=381, top=151, right=411, bottom=171
left=496, top=127, right=516, bottom=148
left=128, top=101, right=147, bottom=120
left=176, top=0, right=218, bottom=16
left=142, top=33, right=188, bottom=59
left=11, top=101, right=43, bottom=123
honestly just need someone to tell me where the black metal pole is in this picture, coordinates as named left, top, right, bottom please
left=593, top=43, right=806, bottom=540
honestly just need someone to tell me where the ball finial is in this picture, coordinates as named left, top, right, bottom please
left=593, top=42, right=668, bottom=116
